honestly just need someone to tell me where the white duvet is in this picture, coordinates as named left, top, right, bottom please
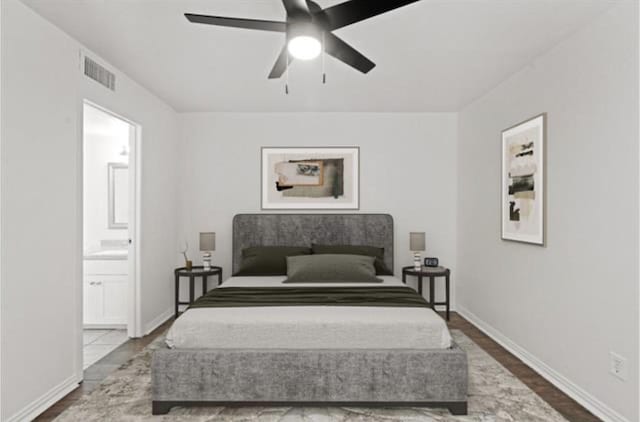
left=166, top=276, right=452, bottom=350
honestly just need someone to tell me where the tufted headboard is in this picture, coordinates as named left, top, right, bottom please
left=232, top=214, right=394, bottom=274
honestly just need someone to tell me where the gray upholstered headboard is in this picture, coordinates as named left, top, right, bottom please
left=232, top=214, right=394, bottom=274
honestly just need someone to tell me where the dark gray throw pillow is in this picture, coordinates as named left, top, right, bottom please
left=234, top=246, right=311, bottom=276
left=284, top=254, right=383, bottom=283
left=311, top=244, right=393, bottom=275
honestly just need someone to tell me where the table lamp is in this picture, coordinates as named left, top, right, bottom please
left=199, top=232, right=216, bottom=271
left=410, top=232, right=425, bottom=271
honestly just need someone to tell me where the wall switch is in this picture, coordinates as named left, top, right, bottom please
left=609, top=352, right=627, bottom=381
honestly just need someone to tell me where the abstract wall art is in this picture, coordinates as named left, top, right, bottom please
left=501, top=114, right=546, bottom=245
left=261, top=147, right=359, bottom=209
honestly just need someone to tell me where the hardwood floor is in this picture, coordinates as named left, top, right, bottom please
left=445, top=313, right=601, bottom=422
left=35, top=313, right=600, bottom=422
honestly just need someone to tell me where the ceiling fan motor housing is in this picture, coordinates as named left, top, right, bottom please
left=286, top=21, right=322, bottom=43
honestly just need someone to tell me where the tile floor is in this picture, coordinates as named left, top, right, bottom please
left=83, top=329, right=128, bottom=369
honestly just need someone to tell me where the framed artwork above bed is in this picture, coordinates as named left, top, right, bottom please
left=261, top=147, right=360, bottom=209
left=501, top=113, right=546, bottom=245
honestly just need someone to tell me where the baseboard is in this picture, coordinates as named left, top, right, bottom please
left=457, top=305, right=630, bottom=422
left=143, top=307, right=172, bottom=335
left=6, top=374, right=79, bottom=422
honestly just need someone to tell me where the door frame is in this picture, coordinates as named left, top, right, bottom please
left=80, top=100, right=142, bottom=344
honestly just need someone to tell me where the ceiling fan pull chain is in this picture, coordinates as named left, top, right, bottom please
left=322, top=31, right=326, bottom=84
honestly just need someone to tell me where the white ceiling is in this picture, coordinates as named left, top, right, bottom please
left=21, top=0, right=617, bottom=112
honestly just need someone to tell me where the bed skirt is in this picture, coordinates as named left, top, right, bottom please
left=151, top=343, right=468, bottom=415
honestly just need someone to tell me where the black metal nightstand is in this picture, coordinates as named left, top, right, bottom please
left=174, top=266, right=222, bottom=318
left=402, top=266, right=451, bottom=320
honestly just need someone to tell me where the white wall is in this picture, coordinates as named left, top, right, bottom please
left=0, top=0, right=180, bottom=420
left=179, top=112, right=458, bottom=302
left=456, top=4, right=638, bottom=422
left=1, top=2, right=81, bottom=419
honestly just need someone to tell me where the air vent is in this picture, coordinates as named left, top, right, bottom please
left=83, top=56, right=116, bottom=91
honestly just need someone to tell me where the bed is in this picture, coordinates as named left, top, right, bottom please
left=151, top=214, right=468, bottom=415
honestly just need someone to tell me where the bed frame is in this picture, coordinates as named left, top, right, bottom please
left=151, top=214, right=468, bottom=415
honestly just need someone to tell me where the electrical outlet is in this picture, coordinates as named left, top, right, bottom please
left=609, top=352, right=627, bottom=381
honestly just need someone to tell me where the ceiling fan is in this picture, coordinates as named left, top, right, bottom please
left=185, top=0, right=423, bottom=79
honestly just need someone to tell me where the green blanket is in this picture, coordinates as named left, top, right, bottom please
left=189, top=286, right=429, bottom=309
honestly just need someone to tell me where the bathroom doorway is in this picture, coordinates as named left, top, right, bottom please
left=81, top=101, right=140, bottom=368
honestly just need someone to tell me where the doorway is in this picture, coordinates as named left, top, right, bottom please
left=81, top=101, right=140, bottom=368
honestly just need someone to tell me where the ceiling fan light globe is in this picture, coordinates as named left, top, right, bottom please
left=287, top=36, right=321, bottom=60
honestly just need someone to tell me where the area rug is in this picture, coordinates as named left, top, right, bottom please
left=54, top=330, right=568, bottom=421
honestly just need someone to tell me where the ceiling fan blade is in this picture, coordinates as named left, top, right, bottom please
left=319, top=0, right=422, bottom=30
left=268, top=46, right=292, bottom=79
left=185, top=13, right=286, bottom=32
left=282, top=0, right=311, bottom=20
left=324, top=33, right=375, bottom=74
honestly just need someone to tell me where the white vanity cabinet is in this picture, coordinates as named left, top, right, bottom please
left=83, top=259, right=128, bottom=327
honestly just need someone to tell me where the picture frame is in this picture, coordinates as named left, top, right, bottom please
left=501, top=113, right=546, bottom=245
left=261, top=147, right=360, bottom=210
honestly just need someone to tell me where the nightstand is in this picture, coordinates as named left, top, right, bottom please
left=402, top=266, right=451, bottom=320
left=174, top=266, right=222, bottom=318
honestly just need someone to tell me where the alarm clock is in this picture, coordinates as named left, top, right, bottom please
left=424, top=257, right=439, bottom=267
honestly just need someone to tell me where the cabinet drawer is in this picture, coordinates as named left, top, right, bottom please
left=84, top=259, right=128, bottom=275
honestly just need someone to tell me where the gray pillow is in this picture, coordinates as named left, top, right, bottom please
left=234, top=246, right=311, bottom=276
left=311, top=244, right=393, bottom=275
left=284, top=254, right=383, bottom=283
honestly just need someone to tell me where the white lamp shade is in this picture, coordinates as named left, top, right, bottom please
left=199, top=232, right=216, bottom=251
left=409, top=232, right=426, bottom=251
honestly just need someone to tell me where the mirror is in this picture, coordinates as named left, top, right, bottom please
left=108, top=163, right=128, bottom=229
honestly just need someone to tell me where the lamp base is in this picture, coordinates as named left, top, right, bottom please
left=202, top=252, right=212, bottom=271
left=413, top=252, right=422, bottom=271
